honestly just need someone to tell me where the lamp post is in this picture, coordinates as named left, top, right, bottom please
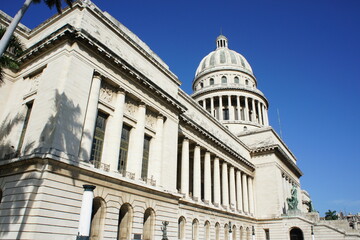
left=311, top=226, right=315, bottom=240
left=228, top=221, right=232, bottom=240
left=252, top=226, right=255, bottom=240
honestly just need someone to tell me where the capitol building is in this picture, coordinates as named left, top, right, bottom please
left=0, top=1, right=359, bottom=240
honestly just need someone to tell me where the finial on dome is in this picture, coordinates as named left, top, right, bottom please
left=216, top=35, right=228, bottom=49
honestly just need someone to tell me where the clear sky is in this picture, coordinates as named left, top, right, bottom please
left=2, top=0, right=359, bottom=216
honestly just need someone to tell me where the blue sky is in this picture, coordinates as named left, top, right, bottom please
left=2, top=0, right=360, bottom=216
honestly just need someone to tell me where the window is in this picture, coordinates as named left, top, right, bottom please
left=118, top=204, right=133, bottom=240
left=204, top=221, right=210, bottom=239
left=209, top=78, right=214, bottom=85
left=245, top=79, right=249, bottom=85
left=200, top=82, right=204, bottom=88
left=215, top=223, right=220, bottom=240
left=232, top=225, right=237, bottom=240
left=90, top=112, right=107, bottom=166
left=118, top=125, right=131, bottom=172
left=178, top=217, right=186, bottom=240
left=192, top=219, right=199, bottom=240
left=223, top=108, right=229, bottom=120
left=90, top=197, right=106, bottom=240
left=141, top=135, right=151, bottom=180
left=265, top=229, right=270, bottom=240
left=143, top=208, right=155, bottom=240
left=221, top=76, right=227, bottom=84
left=224, top=224, right=229, bottom=240
left=17, top=101, right=33, bottom=154
left=234, top=76, right=239, bottom=83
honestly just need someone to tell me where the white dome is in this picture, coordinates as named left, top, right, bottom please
left=194, top=35, right=253, bottom=79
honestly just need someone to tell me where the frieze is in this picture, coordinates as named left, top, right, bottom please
left=28, top=72, right=42, bottom=93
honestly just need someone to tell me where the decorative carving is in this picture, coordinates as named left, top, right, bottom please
left=29, top=72, right=42, bottom=92
left=99, top=82, right=115, bottom=104
left=124, top=97, right=138, bottom=117
left=145, top=110, right=157, bottom=128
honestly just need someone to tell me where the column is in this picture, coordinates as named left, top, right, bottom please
left=229, top=166, right=236, bottom=209
left=204, top=151, right=212, bottom=204
left=263, top=105, right=269, bottom=126
left=127, top=102, right=146, bottom=178
left=202, top=99, right=206, bottom=109
left=210, top=97, right=214, bottom=117
left=149, top=115, right=164, bottom=184
left=236, top=170, right=243, bottom=212
left=79, top=73, right=101, bottom=161
left=236, top=95, right=241, bottom=121
left=248, top=177, right=255, bottom=214
left=213, top=157, right=221, bottom=206
left=228, top=95, right=234, bottom=120
left=252, top=98, right=256, bottom=123
left=242, top=173, right=249, bottom=213
left=258, top=102, right=263, bottom=125
left=180, top=138, right=189, bottom=198
left=219, top=96, right=223, bottom=120
left=103, top=89, right=125, bottom=171
left=244, top=96, right=249, bottom=121
left=193, top=145, right=201, bottom=201
left=222, top=162, right=229, bottom=207
left=77, top=185, right=96, bottom=239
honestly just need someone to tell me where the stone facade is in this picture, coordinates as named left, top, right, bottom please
left=0, top=1, right=359, bottom=240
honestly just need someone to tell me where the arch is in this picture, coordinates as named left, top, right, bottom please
left=289, top=227, right=304, bottom=240
left=215, top=222, right=220, bottom=240
left=90, top=197, right=106, bottom=240
left=246, top=227, right=251, bottom=240
left=204, top=221, right=210, bottom=240
left=245, top=79, right=249, bottom=85
left=192, top=218, right=199, bottom=240
left=232, top=224, right=237, bottom=240
left=178, top=216, right=186, bottom=240
left=239, top=226, right=244, bottom=240
left=143, top=208, right=155, bottom=240
left=224, top=223, right=229, bottom=240
left=221, top=76, right=227, bottom=84
left=117, top=203, right=133, bottom=240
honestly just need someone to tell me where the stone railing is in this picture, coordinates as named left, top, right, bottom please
left=90, top=160, right=110, bottom=172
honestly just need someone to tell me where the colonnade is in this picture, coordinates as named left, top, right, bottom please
left=180, top=137, right=255, bottom=215
left=79, top=73, right=164, bottom=183
left=198, top=95, right=268, bottom=126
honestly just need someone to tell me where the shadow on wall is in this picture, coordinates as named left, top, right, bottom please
left=0, top=90, right=91, bottom=237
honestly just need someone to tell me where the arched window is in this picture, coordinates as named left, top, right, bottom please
left=224, top=223, right=229, bottom=240
left=209, top=78, right=214, bottom=85
left=118, top=203, right=133, bottom=240
left=240, top=226, right=244, bottom=240
left=232, top=225, right=237, bottom=240
left=143, top=208, right=155, bottom=240
left=221, top=76, right=227, bottom=84
left=90, top=197, right=106, bottom=240
left=192, top=219, right=199, bottom=240
left=215, top=222, right=220, bottom=240
left=234, top=76, right=239, bottom=83
left=245, top=79, right=249, bottom=85
left=246, top=227, right=251, bottom=240
left=243, top=126, right=247, bottom=131
left=200, top=82, right=204, bottom=88
left=178, top=217, right=186, bottom=240
left=290, top=227, right=304, bottom=240
left=204, top=221, right=210, bottom=240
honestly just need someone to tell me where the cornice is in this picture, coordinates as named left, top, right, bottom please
left=180, top=114, right=255, bottom=171
left=251, top=144, right=303, bottom=177
left=18, top=24, right=187, bottom=113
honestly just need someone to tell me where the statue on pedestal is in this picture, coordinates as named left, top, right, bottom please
left=161, top=221, right=169, bottom=240
left=287, top=185, right=298, bottom=211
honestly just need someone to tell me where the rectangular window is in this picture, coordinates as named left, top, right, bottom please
left=223, top=108, right=229, bottom=120
left=118, top=125, right=131, bottom=172
left=141, top=135, right=151, bottom=180
left=265, top=229, right=270, bottom=240
left=90, top=112, right=107, bottom=167
left=17, top=102, right=33, bottom=154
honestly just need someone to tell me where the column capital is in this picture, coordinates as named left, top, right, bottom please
left=83, top=185, right=96, bottom=191
left=116, top=86, right=126, bottom=94
left=93, top=71, right=102, bottom=81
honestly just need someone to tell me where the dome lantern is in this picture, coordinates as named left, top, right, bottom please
left=216, top=35, right=228, bottom=49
